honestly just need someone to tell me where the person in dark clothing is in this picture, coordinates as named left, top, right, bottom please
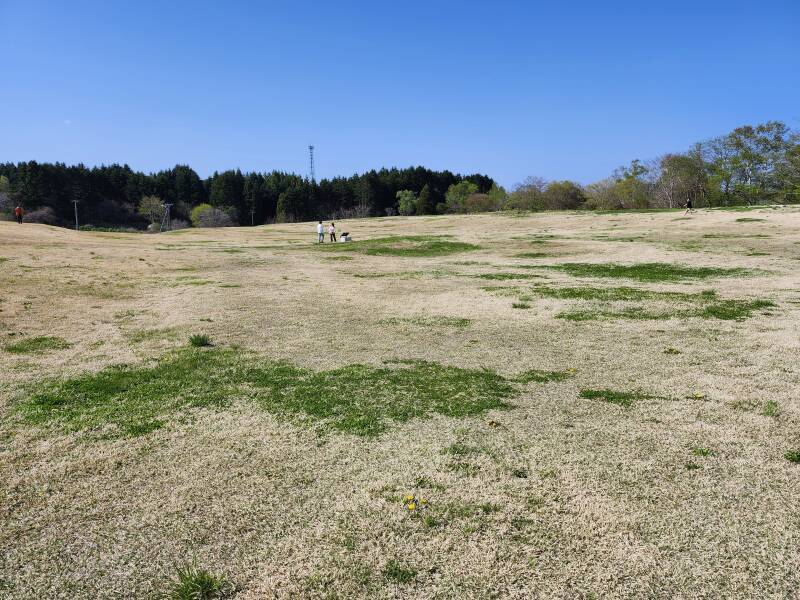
left=14, top=206, right=23, bottom=224
left=684, top=199, right=693, bottom=215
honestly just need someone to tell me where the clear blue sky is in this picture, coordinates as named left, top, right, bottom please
left=2, top=0, right=798, bottom=187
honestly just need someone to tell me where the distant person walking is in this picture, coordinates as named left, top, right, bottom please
left=329, top=222, right=337, bottom=242
left=14, top=206, right=23, bottom=224
left=317, top=220, right=324, bottom=243
left=684, top=198, right=694, bottom=215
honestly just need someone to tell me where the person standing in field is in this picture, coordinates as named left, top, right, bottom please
left=684, top=198, right=694, bottom=215
left=329, top=222, right=337, bottom=242
left=14, top=206, right=23, bottom=224
left=317, top=220, right=324, bottom=243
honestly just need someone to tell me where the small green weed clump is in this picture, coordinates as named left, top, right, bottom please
left=4, top=336, right=71, bottom=354
left=165, top=564, right=234, bottom=600
left=512, top=302, right=531, bottom=309
left=692, top=447, right=714, bottom=457
left=579, top=388, right=651, bottom=408
left=189, top=334, right=213, bottom=347
left=515, top=369, right=574, bottom=383
left=784, top=450, right=800, bottom=464
left=383, top=560, right=417, bottom=583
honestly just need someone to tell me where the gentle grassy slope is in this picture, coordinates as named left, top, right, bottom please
left=4, top=336, right=71, bottom=354
left=19, top=348, right=517, bottom=438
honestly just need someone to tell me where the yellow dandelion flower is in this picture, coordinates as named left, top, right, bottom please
left=420, top=499, right=428, bottom=505
left=408, top=503, right=416, bottom=510
left=405, top=495, right=415, bottom=502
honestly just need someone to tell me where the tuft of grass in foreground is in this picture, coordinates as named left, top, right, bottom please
left=540, top=262, right=750, bottom=282
left=165, top=564, right=234, bottom=600
left=4, top=336, right=71, bottom=354
left=736, top=217, right=766, bottom=222
left=189, top=334, right=213, bottom=347
left=511, top=302, right=531, bottom=309
left=762, top=400, right=780, bottom=417
left=579, top=388, right=651, bottom=408
left=785, top=450, right=800, bottom=464
left=317, top=235, right=479, bottom=257
left=19, top=349, right=516, bottom=438
left=514, top=369, right=574, bottom=383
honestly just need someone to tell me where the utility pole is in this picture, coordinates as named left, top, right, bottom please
left=308, top=145, right=315, bottom=183
left=160, top=203, right=173, bottom=232
left=72, top=199, right=79, bottom=230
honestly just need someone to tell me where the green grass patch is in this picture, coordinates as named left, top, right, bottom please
left=698, top=299, right=775, bottom=320
left=785, top=450, right=800, bottom=464
left=540, top=262, right=749, bottom=282
left=762, top=400, right=780, bottom=417
left=4, top=336, right=71, bottom=354
left=381, top=316, right=471, bottom=328
left=528, top=285, right=716, bottom=303
left=557, top=307, right=669, bottom=321
left=165, top=564, right=234, bottom=600
left=126, top=327, right=178, bottom=344
left=515, top=252, right=552, bottom=258
left=442, top=442, right=484, bottom=456
left=579, top=388, right=651, bottom=408
left=317, top=235, right=479, bottom=257
left=382, top=560, right=417, bottom=584
left=514, top=369, right=574, bottom=383
left=736, top=217, right=766, bottom=222
left=18, top=349, right=516, bottom=438
left=172, top=277, right=214, bottom=286
left=702, top=233, right=771, bottom=239
left=475, top=272, right=542, bottom=281
left=511, top=302, right=531, bottom=309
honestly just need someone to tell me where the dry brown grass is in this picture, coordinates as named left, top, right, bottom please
left=2, top=207, right=800, bottom=598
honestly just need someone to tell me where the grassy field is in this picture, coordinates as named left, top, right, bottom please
left=1, top=207, right=799, bottom=598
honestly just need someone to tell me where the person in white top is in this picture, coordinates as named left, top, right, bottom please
left=328, top=222, right=337, bottom=242
left=317, top=221, right=324, bottom=243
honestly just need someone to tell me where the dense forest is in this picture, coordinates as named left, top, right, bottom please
left=1, top=121, right=797, bottom=229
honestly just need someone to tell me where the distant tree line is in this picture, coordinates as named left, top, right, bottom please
left=1, top=121, right=797, bottom=229
left=0, top=163, right=493, bottom=228
left=435, top=121, right=798, bottom=214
